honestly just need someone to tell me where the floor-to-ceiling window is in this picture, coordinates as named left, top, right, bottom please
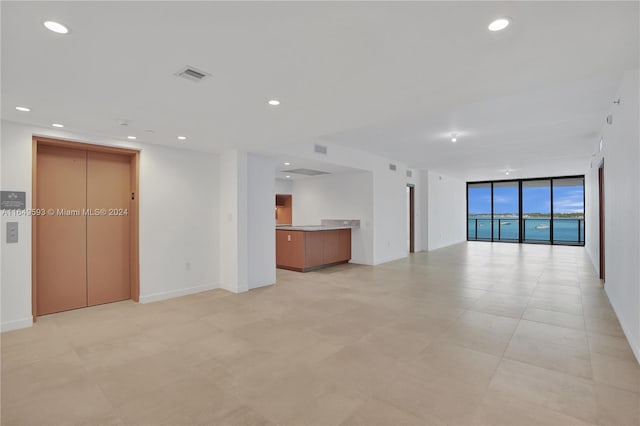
left=467, top=176, right=584, bottom=246
left=552, top=177, right=585, bottom=244
left=493, top=181, right=520, bottom=242
left=522, top=179, right=551, bottom=243
left=467, top=183, right=492, bottom=241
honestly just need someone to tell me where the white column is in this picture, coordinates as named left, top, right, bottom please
left=219, top=151, right=275, bottom=293
left=219, top=150, right=248, bottom=293
left=247, top=153, right=276, bottom=289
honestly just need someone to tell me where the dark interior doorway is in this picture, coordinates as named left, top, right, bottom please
left=408, top=185, right=415, bottom=253
left=599, top=162, right=605, bottom=281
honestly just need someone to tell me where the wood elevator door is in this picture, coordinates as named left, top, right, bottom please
left=36, top=146, right=132, bottom=315
left=36, top=146, right=88, bottom=315
left=87, top=151, right=131, bottom=305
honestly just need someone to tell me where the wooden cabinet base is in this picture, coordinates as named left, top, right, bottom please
left=277, top=260, right=350, bottom=273
left=276, top=229, right=351, bottom=272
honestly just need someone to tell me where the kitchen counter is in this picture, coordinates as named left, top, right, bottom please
left=276, top=227, right=351, bottom=272
left=276, top=225, right=354, bottom=231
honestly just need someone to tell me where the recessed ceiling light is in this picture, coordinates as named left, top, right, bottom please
left=451, top=133, right=458, bottom=143
left=284, top=162, right=291, bottom=166
left=488, top=18, right=510, bottom=32
left=52, top=123, right=64, bottom=128
left=127, top=136, right=136, bottom=140
left=43, top=21, right=69, bottom=34
left=16, top=106, right=30, bottom=112
left=268, top=99, right=280, bottom=106
left=177, top=136, right=187, bottom=140
left=285, top=175, right=291, bottom=179
left=505, top=171, right=510, bottom=175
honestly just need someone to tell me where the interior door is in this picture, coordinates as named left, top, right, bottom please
left=36, top=146, right=88, bottom=315
left=408, top=185, right=415, bottom=252
left=87, top=151, right=131, bottom=305
left=599, top=164, right=605, bottom=280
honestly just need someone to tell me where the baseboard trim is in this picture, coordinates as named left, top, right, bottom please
left=428, top=239, right=466, bottom=251
left=1, top=317, right=33, bottom=332
left=219, top=283, right=249, bottom=294
left=373, top=254, right=407, bottom=266
left=139, top=283, right=219, bottom=304
left=605, top=287, right=640, bottom=365
left=348, top=259, right=374, bottom=266
left=249, top=281, right=274, bottom=290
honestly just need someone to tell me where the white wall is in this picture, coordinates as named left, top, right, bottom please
left=270, top=140, right=427, bottom=264
left=1, top=122, right=34, bottom=331
left=372, top=167, right=411, bottom=264
left=292, top=172, right=374, bottom=265
left=219, top=150, right=247, bottom=293
left=427, top=171, right=467, bottom=251
left=137, top=143, right=219, bottom=303
left=247, top=154, right=276, bottom=289
left=0, top=121, right=220, bottom=330
left=275, top=178, right=293, bottom=195
left=416, top=170, right=429, bottom=252
left=585, top=68, right=640, bottom=362
left=219, top=151, right=276, bottom=292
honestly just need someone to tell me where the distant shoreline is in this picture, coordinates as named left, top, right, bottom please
left=468, top=214, right=584, bottom=219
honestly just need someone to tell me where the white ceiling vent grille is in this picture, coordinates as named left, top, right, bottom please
left=284, top=168, right=330, bottom=176
left=406, top=170, right=412, bottom=178
left=314, top=144, right=328, bottom=155
left=175, top=66, right=211, bottom=82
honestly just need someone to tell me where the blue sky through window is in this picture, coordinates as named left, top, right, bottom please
left=468, top=182, right=584, bottom=215
left=468, top=186, right=490, bottom=215
left=493, top=185, right=518, bottom=215
left=523, top=185, right=550, bottom=214
left=553, top=186, right=585, bottom=214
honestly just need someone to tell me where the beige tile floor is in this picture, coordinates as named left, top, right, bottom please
left=2, top=242, right=639, bottom=426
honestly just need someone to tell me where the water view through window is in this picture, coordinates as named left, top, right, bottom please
left=523, top=180, right=551, bottom=242
left=467, top=176, right=584, bottom=246
left=493, top=181, right=519, bottom=242
left=467, top=183, right=491, bottom=240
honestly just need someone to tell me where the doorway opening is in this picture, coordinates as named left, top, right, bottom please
left=407, top=184, right=415, bottom=253
left=275, top=194, right=292, bottom=225
left=32, top=137, right=140, bottom=320
left=599, top=161, right=605, bottom=281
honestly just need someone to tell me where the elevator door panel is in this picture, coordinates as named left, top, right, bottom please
left=36, top=146, right=88, bottom=315
left=87, top=151, right=131, bottom=306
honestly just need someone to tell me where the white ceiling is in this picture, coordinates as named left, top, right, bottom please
left=321, top=73, right=623, bottom=180
left=272, top=154, right=367, bottom=181
left=2, top=2, right=638, bottom=179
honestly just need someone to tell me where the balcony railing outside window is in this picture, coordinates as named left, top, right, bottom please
left=467, top=176, right=585, bottom=246
left=468, top=218, right=584, bottom=244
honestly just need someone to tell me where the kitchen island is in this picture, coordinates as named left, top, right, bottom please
left=276, top=226, right=352, bottom=272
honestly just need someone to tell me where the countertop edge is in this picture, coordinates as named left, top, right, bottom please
left=276, top=226, right=355, bottom=231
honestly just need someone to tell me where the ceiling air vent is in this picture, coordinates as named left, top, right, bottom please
left=314, top=144, right=328, bottom=155
left=406, top=170, right=412, bottom=178
left=284, top=168, right=330, bottom=176
left=175, top=65, right=211, bottom=82
left=389, top=163, right=397, bottom=171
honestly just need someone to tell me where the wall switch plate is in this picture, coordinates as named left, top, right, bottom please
left=6, top=222, right=18, bottom=243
